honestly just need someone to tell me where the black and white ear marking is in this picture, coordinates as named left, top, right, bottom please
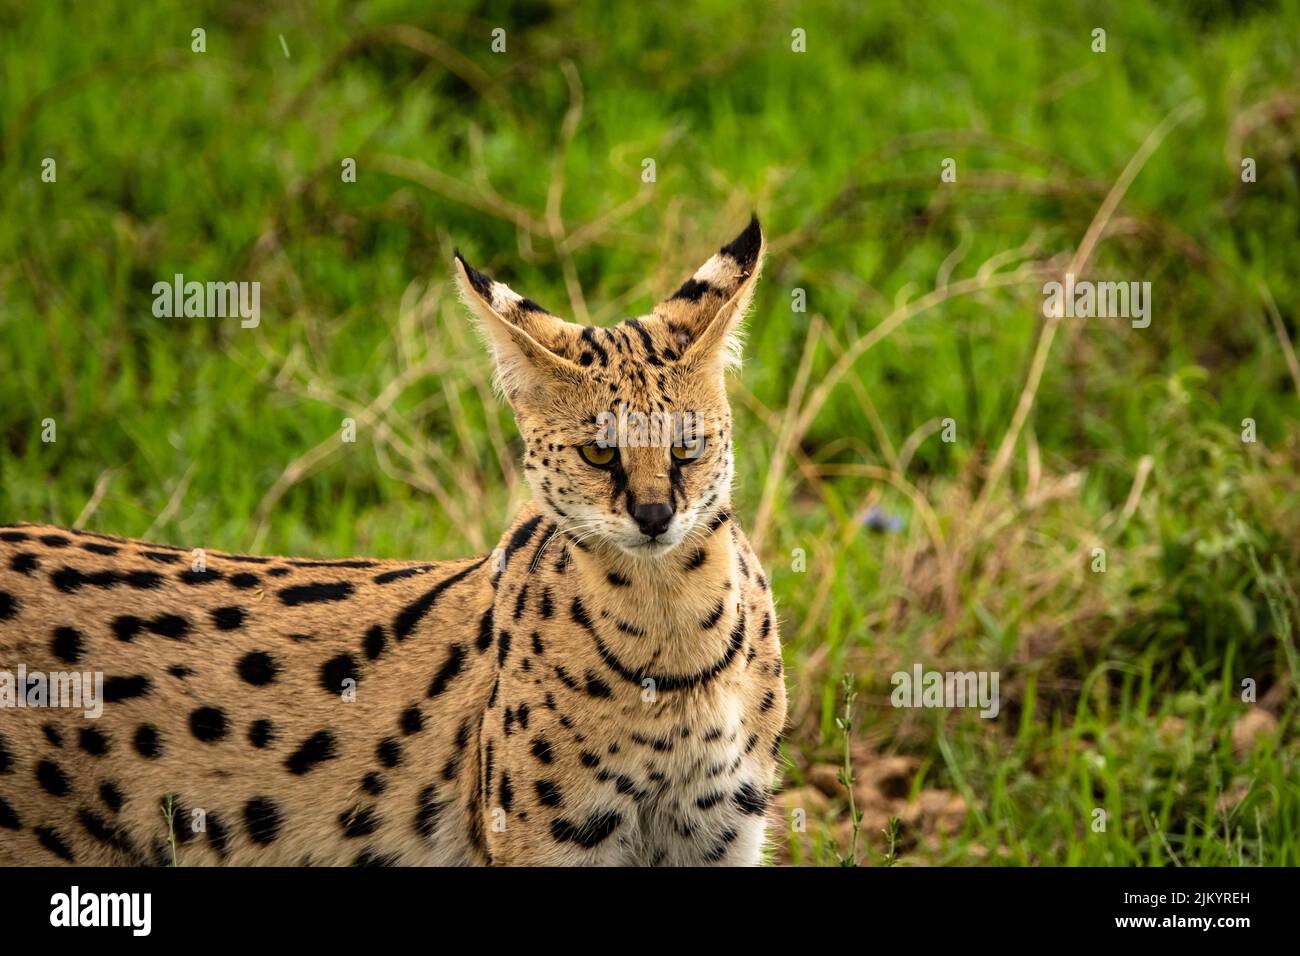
left=719, top=213, right=764, bottom=274
left=655, top=214, right=766, bottom=370
left=453, top=252, right=582, bottom=401
left=455, top=251, right=556, bottom=320
left=455, top=250, right=497, bottom=300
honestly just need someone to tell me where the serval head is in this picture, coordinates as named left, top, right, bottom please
left=455, top=215, right=765, bottom=560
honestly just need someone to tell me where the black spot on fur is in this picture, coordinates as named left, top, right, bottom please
left=362, top=772, right=386, bottom=795
left=0, top=796, right=20, bottom=830
left=535, top=780, right=563, bottom=807
left=671, top=277, right=713, bottom=302
left=40, top=534, right=71, bottom=547
left=585, top=673, right=612, bottom=698
left=207, top=811, right=229, bottom=857
left=278, top=581, right=354, bottom=605
left=570, top=596, right=595, bottom=631
left=513, top=584, right=530, bottom=621
left=230, top=571, right=261, bottom=589
left=79, top=541, right=117, bottom=555
left=141, top=550, right=181, bottom=564
left=581, top=326, right=610, bottom=366
left=35, top=826, right=75, bottom=861
left=100, top=782, right=124, bottom=813
left=393, top=558, right=487, bottom=640
left=499, top=515, right=544, bottom=577
left=190, top=706, right=228, bottom=742
left=112, top=613, right=190, bottom=642
left=400, top=705, right=424, bottom=735
left=427, top=643, right=466, bottom=698
left=353, top=849, right=402, bottom=866
left=0, top=591, right=17, bottom=621
left=700, top=600, right=725, bottom=630
left=363, top=624, right=387, bottom=660
left=340, top=806, right=379, bottom=838
left=373, top=564, right=434, bottom=584
left=237, top=651, right=278, bottom=686
left=50, top=626, right=83, bottom=664
left=605, top=571, right=630, bottom=587
left=705, top=828, right=738, bottom=862
left=696, top=790, right=724, bottom=810
left=0, top=530, right=29, bottom=542
left=475, top=607, right=495, bottom=653
left=500, top=773, right=514, bottom=812
left=415, top=784, right=445, bottom=838
left=102, top=675, right=151, bottom=702
left=550, top=810, right=621, bottom=848
left=211, top=606, right=246, bottom=630
left=249, top=719, right=276, bottom=749
left=42, top=724, right=62, bottom=747
left=285, top=730, right=337, bottom=774
left=110, top=615, right=142, bottom=641
left=76, top=807, right=119, bottom=845
left=169, top=796, right=197, bottom=844
left=320, top=653, right=358, bottom=694
left=244, top=797, right=283, bottom=844
left=376, top=737, right=403, bottom=768
left=79, top=727, right=110, bottom=756
left=178, top=568, right=222, bottom=585
left=151, top=614, right=189, bottom=639
left=10, top=552, right=39, bottom=574
left=530, top=736, right=554, bottom=764
left=133, top=725, right=163, bottom=759
left=734, top=782, right=768, bottom=815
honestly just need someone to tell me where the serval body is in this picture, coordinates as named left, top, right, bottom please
left=0, top=216, right=786, bottom=866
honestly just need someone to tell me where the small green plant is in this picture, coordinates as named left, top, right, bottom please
left=161, top=794, right=178, bottom=867
left=880, top=816, right=903, bottom=867
left=835, top=674, right=864, bottom=867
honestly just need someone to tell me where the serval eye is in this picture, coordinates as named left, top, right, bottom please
left=579, top=444, right=617, bottom=467
left=672, top=437, right=706, bottom=462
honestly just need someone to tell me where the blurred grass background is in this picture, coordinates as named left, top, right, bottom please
left=1, top=0, right=1298, bottom=865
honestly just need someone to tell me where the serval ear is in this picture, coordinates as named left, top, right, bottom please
left=453, top=252, right=585, bottom=403
left=653, top=214, right=765, bottom=372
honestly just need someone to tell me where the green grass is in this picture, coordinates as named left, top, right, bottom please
left=2, top=0, right=1298, bottom=865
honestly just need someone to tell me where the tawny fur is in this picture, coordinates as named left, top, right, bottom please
left=0, top=216, right=785, bottom=866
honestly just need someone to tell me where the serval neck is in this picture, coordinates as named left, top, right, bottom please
left=562, top=506, right=742, bottom=681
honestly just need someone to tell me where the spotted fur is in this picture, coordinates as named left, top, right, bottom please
left=0, top=216, right=785, bottom=866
